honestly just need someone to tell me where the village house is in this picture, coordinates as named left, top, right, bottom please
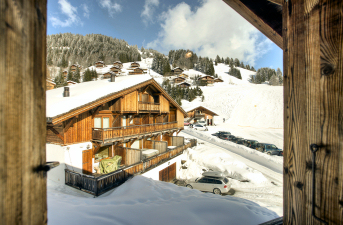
left=113, top=61, right=123, bottom=69
left=63, top=70, right=68, bottom=79
left=103, top=71, right=116, bottom=79
left=185, top=105, right=218, bottom=126
left=128, top=67, right=145, bottom=75
left=173, top=76, right=186, bottom=84
left=110, top=65, right=121, bottom=74
left=67, top=80, right=77, bottom=86
left=214, top=78, right=224, bottom=83
left=95, top=61, right=105, bottom=68
left=178, top=73, right=189, bottom=79
left=46, top=74, right=194, bottom=196
left=172, top=67, right=183, bottom=75
left=71, top=64, right=81, bottom=72
left=177, top=82, right=191, bottom=88
left=198, top=75, right=215, bottom=85
left=130, top=62, right=140, bottom=68
left=46, top=79, right=56, bottom=90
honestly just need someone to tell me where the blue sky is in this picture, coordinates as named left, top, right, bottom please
left=47, top=0, right=283, bottom=70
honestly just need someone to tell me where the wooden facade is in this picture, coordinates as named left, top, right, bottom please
left=128, top=67, right=144, bottom=75
left=199, top=75, right=214, bottom=84
left=179, top=73, right=188, bottom=78
left=46, top=79, right=56, bottom=90
left=47, top=78, right=188, bottom=177
left=177, top=82, right=191, bottom=88
left=186, top=106, right=218, bottom=126
left=71, top=64, right=81, bottom=72
left=214, top=78, right=223, bottom=83
left=110, top=66, right=121, bottom=74
left=103, top=71, right=115, bottom=79
left=173, top=77, right=186, bottom=84
left=130, top=62, right=140, bottom=68
left=113, top=61, right=123, bottom=69
left=173, top=67, right=183, bottom=74
left=95, top=61, right=104, bottom=68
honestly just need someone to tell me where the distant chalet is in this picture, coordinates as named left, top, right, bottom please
left=110, top=66, right=121, bottom=74
left=113, top=61, right=123, bottom=69
left=129, top=67, right=145, bottom=75
left=173, top=76, right=186, bottom=84
left=46, top=79, right=56, bottom=90
left=177, top=82, right=191, bottom=88
left=214, top=78, right=224, bottom=83
left=130, top=62, right=140, bottom=68
left=95, top=61, right=105, bottom=68
left=185, top=105, right=218, bottom=126
left=71, top=64, right=81, bottom=72
left=198, top=75, right=214, bottom=84
left=172, top=67, right=183, bottom=75
left=103, top=71, right=116, bottom=79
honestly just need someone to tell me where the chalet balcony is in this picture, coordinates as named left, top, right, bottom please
left=92, top=122, right=178, bottom=143
left=138, top=101, right=160, bottom=112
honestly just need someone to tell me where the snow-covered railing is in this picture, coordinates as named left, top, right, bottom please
left=92, top=122, right=178, bottom=142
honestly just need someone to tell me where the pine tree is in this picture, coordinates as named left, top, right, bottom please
left=67, top=67, right=73, bottom=81
left=72, top=66, right=81, bottom=83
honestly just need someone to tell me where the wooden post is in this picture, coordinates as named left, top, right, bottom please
left=283, top=0, right=342, bottom=224
left=0, top=1, right=47, bottom=224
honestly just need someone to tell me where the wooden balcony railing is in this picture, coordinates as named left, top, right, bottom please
left=92, top=122, right=178, bottom=142
left=138, top=101, right=160, bottom=111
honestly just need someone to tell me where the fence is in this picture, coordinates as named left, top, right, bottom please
left=65, top=138, right=197, bottom=196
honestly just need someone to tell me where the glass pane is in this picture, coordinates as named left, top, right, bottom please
left=103, top=117, right=110, bottom=128
left=94, top=117, right=101, bottom=128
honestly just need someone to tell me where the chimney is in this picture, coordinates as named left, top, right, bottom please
left=63, top=86, right=70, bottom=97
left=111, top=74, right=116, bottom=82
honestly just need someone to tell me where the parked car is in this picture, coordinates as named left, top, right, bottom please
left=186, top=172, right=231, bottom=195
left=256, top=143, right=283, bottom=156
left=243, top=140, right=259, bottom=148
left=212, top=131, right=231, bottom=137
left=230, top=136, right=242, bottom=143
left=227, top=135, right=236, bottom=141
left=195, top=121, right=207, bottom=126
left=236, top=138, right=245, bottom=145
left=191, top=124, right=208, bottom=131
left=218, top=134, right=232, bottom=140
left=184, top=122, right=191, bottom=126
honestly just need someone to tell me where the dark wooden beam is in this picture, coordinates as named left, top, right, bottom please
left=91, top=105, right=101, bottom=119
left=48, top=126, right=64, bottom=142
left=64, top=117, right=76, bottom=133
left=112, top=115, right=120, bottom=127
left=0, top=1, right=48, bottom=223
left=93, top=142, right=101, bottom=155
left=222, top=0, right=283, bottom=49
left=283, top=0, right=343, bottom=224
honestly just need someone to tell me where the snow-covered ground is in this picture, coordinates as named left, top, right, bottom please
left=47, top=61, right=284, bottom=224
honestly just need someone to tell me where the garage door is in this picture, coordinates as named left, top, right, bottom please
left=159, top=162, right=176, bottom=182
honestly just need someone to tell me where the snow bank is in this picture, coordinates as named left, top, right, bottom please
left=48, top=176, right=278, bottom=225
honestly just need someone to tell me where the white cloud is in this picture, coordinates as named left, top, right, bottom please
left=50, top=0, right=83, bottom=27
left=81, top=4, right=90, bottom=18
left=141, top=0, right=159, bottom=26
left=147, top=0, right=272, bottom=66
left=98, top=0, right=122, bottom=17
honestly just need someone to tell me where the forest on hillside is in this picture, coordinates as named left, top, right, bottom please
left=47, top=33, right=142, bottom=68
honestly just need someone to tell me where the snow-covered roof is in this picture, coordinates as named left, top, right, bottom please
left=46, top=75, right=152, bottom=118
left=183, top=104, right=219, bottom=116
left=46, top=79, right=56, bottom=85
left=66, top=80, right=77, bottom=84
left=95, top=61, right=104, bottom=64
left=177, top=82, right=191, bottom=86
left=113, top=61, right=122, bottom=64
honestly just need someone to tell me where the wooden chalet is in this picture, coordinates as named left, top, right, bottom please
left=67, top=80, right=77, bottom=86
left=95, top=61, right=105, bottom=68
left=179, top=73, right=189, bottom=78
left=177, top=82, right=191, bottom=88
left=63, top=70, right=68, bottom=79
left=113, top=61, right=123, bottom=69
left=198, top=75, right=214, bottom=84
left=214, top=78, right=224, bottom=83
left=46, top=74, right=193, bottom=195
left=185, top=105, right=218, bottom=126
left=110, top=66, right=121, bottom=74
left=102, top=71, right=115, bottom=79
left=46, top=79, right=56, bottom=90
left=172, top=67, right=183, bottom=75
left=173, top=76, right=186, bottom=84
left=4, top=1, right=342, bottom=223
left=71, top=64, right=81, bottom=72
left=130, top=62, right=140, bottom=68
left=128, top=67, right=145, bottom=75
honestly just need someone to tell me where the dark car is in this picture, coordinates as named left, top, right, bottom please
left=218, top=134, right=231, bottom=140
left=233, top=137, right=244, bottom=144
left=230, top=137, right=241, bottom=143
left=212, top=131, right=231, bottom=137
left=256, top=143, right=283, bottom=156
left=243, top=140, right=259, bottom=148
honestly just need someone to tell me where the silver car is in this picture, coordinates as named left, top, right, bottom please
left=186, top=176, right=231, bottom=195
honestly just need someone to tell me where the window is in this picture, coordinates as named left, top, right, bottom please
left=94, top=116, right=111, bottom=128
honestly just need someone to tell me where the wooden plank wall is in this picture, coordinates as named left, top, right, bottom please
left=114, top=146, right=126, bottom=166
left=0, top=1, right=48, bottom=224
left=46, top=125, right=64, bottom=144
left=111, top=98, right=121, bottom=112
left=162, top=134, right=172, bottom=146
left=176, top=109, right=184, bottom=128
left=152, top=141, right=168, bottom=154
left=126, top=149, right=141, bottom=165
left=170, top=110, right=176, bottom=122
left=63, top=111, right=92, bottom=145
left=283, top=0, right=343, bottom=224
left=122, top=91, right=137, bottom=112
left=160, top=95, right=170, bottom=113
